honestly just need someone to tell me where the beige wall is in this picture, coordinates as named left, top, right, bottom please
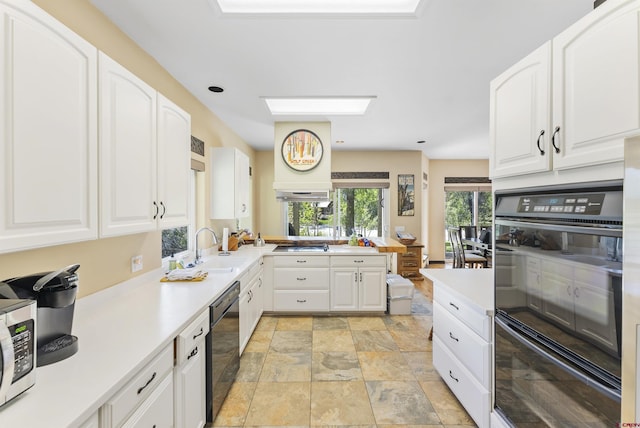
left=427, top=159, right=490, bottom=263
left=0, top=0, right=254, bottom=298
left=255, top=150, right=426, bottom=240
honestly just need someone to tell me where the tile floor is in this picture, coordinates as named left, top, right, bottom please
left=212, top=279, right=476, bottom=427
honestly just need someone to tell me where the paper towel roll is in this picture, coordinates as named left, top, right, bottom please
left=222, top=228, right=229, bottom=252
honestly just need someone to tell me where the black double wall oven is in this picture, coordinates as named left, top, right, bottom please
left=493, top=181, right=622, bottom=427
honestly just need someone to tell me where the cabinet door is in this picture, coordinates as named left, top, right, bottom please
left=250, top=275, right=263, bottom=332
left=330, top=268, right=358, bottom=311
left=0, top=1, right=98, bottom=253
left=358, top=267, right=386, bottom=311
left=121, top=372, right=174, bottom=428
left=552, top=0, right=640, bottom=170
left=239, top=291, right=250, bottom=354
left=157, top=93, right=191, bottom=229
left=174, top=343, right=206, bottom=428
left=99, top=52, right=157, bottom=237
left=489, top=42, right=551, bottom=178
left=235, top=149, right=250, bottom=218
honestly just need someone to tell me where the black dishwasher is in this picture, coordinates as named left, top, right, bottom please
left=206, top=281, right=240, bottom=423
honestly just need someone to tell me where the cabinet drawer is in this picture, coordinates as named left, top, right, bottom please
left=399, top=247, right=421, bottom=259
left=434, top=285, right=490, bottom=341
left=274, top=290, right=329, bottom=311
left=399, top=259, right=420, bottom=268
left=121, top=372, right=174, bottom=428
left=175, top=309, right=209, bottom=364
left=274, top=268, right=329, bottom=290
left=330, top=255, right=386, bottom=267
left=101, top=345, right=173, bottom=427
left=433, top=336, right=490, bottom=428
left=274, top=255, right=329, bottom=268
left=433, top=302, right=490, bottom=386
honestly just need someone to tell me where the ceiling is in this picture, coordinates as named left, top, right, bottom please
left=89, top=0, right=593, bottom=159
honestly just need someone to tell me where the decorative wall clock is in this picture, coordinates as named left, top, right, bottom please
left=281, top=129, right=323, bottom=172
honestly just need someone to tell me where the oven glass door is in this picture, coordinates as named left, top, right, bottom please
left=495, top=315, right=620, bottom=426
left=494, top=218, right=622, bottom=426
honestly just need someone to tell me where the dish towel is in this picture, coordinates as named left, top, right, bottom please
left=161, top=268, right=208, bottom=282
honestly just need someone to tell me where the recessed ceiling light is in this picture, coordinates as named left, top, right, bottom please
left=208, top=86, right=224, bottom=93
left=213, top=0, right=424, bottom=16
left=263, top=96, right=376, bottom=115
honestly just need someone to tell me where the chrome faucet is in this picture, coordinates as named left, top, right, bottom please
left=194, top=227, right=219, bottom=265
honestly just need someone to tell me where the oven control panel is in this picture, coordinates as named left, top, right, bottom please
left=517, top=193, right=605, bottom=215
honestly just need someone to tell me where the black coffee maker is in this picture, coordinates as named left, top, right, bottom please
left=0, top=264, right=80, bottom=366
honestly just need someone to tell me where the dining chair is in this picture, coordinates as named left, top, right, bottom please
left=449, top=227, right=487, bottom=268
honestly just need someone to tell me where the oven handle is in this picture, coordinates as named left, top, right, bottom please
left=495, top=316, right=621, bottom=402
left=0, top=320, right=15, bottom=400
left=495, top=219, right=622, bottom=237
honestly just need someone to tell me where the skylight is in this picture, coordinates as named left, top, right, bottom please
left=263, top=97, right=375, bottom=116
left=213, top=0, right=423, bottom=16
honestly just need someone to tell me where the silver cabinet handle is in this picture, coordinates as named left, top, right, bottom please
left=153, top=201, right=159, bottom=219
left=296, top=260, right=307, bottom=264
left=296, top=277, right=307, bottom=281
left=449, top=302, right=459, bottom=311
left=449, top=332, right=459, bottom=342
left=296, top=299, right=307, bottom=303
left=354, top=260, right=364, bottom=263
left=449, top=370, right=459, bottom=382
left=160, top=201, right=166, bottom=219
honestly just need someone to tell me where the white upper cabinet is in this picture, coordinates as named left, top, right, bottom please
left=490, top=42, right=551, bottom=178
left=490, top=0, right=640, bottom=179
left=210, top=147, right=250, bottom=219
left=99, top=52, right=190, bottom=237
left=157, top=93, right=191, bottom=229
left=99, top=52, right=157, bottom=237
left=0, top=0, right=98, bottom=253
left=551, top=0, right=640, bottom=170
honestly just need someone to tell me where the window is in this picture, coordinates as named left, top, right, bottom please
left=161, top=170, right=197, bottom=258
left=285, top=187, right=388, bottom=238
left=444, top=187, right=492, bottom=258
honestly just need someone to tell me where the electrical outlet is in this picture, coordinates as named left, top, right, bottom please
left=131, top=255, right=143, bottom=272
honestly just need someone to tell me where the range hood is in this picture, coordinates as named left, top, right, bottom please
left=275, top=189, right=331, bottom=202
left=273, top=121, right=332, bottom=201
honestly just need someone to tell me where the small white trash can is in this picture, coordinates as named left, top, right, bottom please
left=386, top=274, right=415, bottom=315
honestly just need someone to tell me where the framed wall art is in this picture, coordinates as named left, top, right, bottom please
left=281, top=129, right=323, bottom=172
left=398, top=174, right=415, bottom=216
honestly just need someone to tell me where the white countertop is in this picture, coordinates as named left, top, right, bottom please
left=420, top=268, right=494, bottom=315
left=0, top=243, right=391, bottom=427
left=0, top=245, right=273, bottom=428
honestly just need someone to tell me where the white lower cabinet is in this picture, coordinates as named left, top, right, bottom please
left=330, top=255, right=386, bottom=312
left=269, top=254, right=386, bottom=313
left=100, top=345, right=174, bottom=427
left=433, top=285, right=491, bottom=428
left=174, top=310, right=209, bottom=428
left=121, top=373, right=174, bottom=428
left=240, top=258, right=264, bottom=354
left=273, top=256, right=330, bottom=312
